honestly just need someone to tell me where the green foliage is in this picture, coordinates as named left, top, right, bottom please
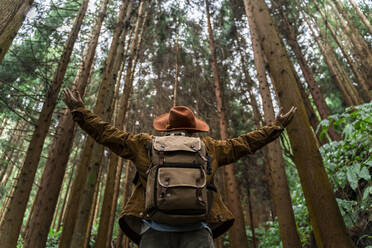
left=318, top=102, right=372, bottom=229
left=251, top=164, right=312, bottom=248
left=45, top=229, right=62, bottom=248
left=318, top=103, right=371, bottom=189
left=254, top=103, right=371, bottom=247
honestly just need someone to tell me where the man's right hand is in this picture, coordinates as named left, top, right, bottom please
left=62, top=88, right=84, bottom=110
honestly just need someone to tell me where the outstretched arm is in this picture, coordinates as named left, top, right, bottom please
left=204, top=106, right=297, bottom=166
left=62, top=88, right=151, bottom=161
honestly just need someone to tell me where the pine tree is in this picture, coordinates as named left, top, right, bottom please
left=0, top=1, right=90, bottom=246
left=244, top=0, right=355, bottom=246
left=0, top=0, right=34, bottom=63
left=244, top=2, right=302, bottom=246
left=205, top=0, right=249, bottom=247
left=22, top=1, right=109, bottom=247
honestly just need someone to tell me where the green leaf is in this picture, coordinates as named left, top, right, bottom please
left=342, top=124, right=353, bottom=138
left=362, top=186, right=372, bottom=200
left=365, top=159, right=372, bottom=167
left=346, top=167, right=358, bottom=191
left=359, top=167, right=371, bottom=181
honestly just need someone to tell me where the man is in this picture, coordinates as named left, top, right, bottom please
left=62, top=88, right=296, bottom=248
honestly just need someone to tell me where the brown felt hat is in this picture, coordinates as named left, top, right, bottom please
left=153, top=106, right=209, bottom=132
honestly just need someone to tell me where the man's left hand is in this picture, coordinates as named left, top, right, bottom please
left=276, top=106, right=297, bottom=127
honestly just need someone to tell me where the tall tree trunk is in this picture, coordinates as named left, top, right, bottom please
left=95, top=5, right=146, bottom=247
left=22, top=1, right=108, bottom=247
left=107, top=159, right=124, bottom=246
left=330, top=0, right=372, bottom=82
left=54, top=148, right=79, bottom=231
left=115, top=161, right=135, bottom=248
left=205, top=0, right=249, bottom=247
left=83, top=164, right=105, bottom=247
left=314, top=2, right=372, bottom=101
left=69, top=3, right=141, bottom=248
left=0, top=1, right=90, bottom=246
left=237, top=40, right=275, bottom=220
left=244, top=3, right=302, bottom=247
left=347, top=0, right=372, bottom=34
left=303, top=8, right=363, bottom=106
left=274, top=2, right=341, bottom=141
left=244, top=0, right=355, bottom=247
left=0, top=117, right=8, bottom=136
left=313, top=3, right=372, bottom=102
left=58, top=2, right=132, bottom=247
left=0, top=121, right=21, bottom=183
left=0, top=0, right=34, bottom=63
left=173, top=37, right=179, bottom=107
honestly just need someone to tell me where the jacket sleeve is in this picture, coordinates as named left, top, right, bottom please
left=204, top=121, right=284, bottom=167
left=71, top=106, right=151, bottom=162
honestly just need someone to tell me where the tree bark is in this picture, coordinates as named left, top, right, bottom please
left=303, top=8, right=363, bottom=106
left=0, top=1, right=90, bottom=246
left=274, top=2, right=341, bottom=141
left=21, top=1, right=108, bottom=247
left=244, top=0, right=355, bottom=247
left=347, top=0, right=372, bottom=34
left=173, top=37, right=179, bottom=107
left=330, top=0, right=372, bottom=83
left=0, top=121, right=21, bottom=183
left=244, top=2, right=302, bottom=247
left=314, top=3, right=371, bottom=102
left=115, top=161, right=135, bottom=248
left=69, top=3, right=141, bottom=248
left=83, top=164, right=105, bottom=248
left=58, top=1, right=132, bottom=247
left=0, top=0, right=34, bottom=63
left=205, top=0, right=249, bottom=247
left=95, top=5, right=146, bottom=247
left=56, top=148, right=79, bottom=231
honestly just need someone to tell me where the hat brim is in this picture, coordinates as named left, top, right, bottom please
left=153, top=113, right=209, bottom=132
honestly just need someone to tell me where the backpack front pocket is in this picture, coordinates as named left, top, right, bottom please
left=155, top=166, right=207, bottom=214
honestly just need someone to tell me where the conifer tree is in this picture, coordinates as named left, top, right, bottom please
left=244, top=0, right=355, bottom=246
left=0, top=1, right=90, bottom=246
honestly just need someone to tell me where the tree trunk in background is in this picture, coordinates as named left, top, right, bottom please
left=0, top=117, right=8, bottom=136
left=245, top=0, right=355, bottom=247
left=347, top=0, right=372, bottom=34
left=58, top=1, right=131, bottom=247
left=173, top=37, right=179, bottom=107
left=23, top=1, right=108, bottom=247
left=0, top=121, right=21, bottom=183
left=238, top=43, right=275, bottom=221
left=116, top=161, right=135, bottom=248
left=70, top=2, right=141, bottom=247
left=54, top=148, right=79, bottom=231
left=303, top=9, right=363, bottom=107
left=95, top=6, right=146, bottom=246
left=205, top=0, right=249, bottom=247
left=0, top=121, right=25, bottom=191
left=275, top=3, right=341, bottom=141
left=295, top=78, right=324, bottom=145
left=314, top=3, right=371, bottom=102
left=0, top=167, right=22, bottom=223
left=83, top=165, right=104, bottom=248
left=330, top=0, right=372, bottom=83
left=244, top=3, right=302, bottom=247
left=0, top=0, right=34, bottom=63
left=0, top=1, right=89, bottom=246
left=107, top=159, right=124, bottom=245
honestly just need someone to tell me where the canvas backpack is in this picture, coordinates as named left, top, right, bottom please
left=145, top=134, right=213, bottom=225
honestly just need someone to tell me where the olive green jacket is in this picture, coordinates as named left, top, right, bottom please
left=72, top=106, right=284, bottom=244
